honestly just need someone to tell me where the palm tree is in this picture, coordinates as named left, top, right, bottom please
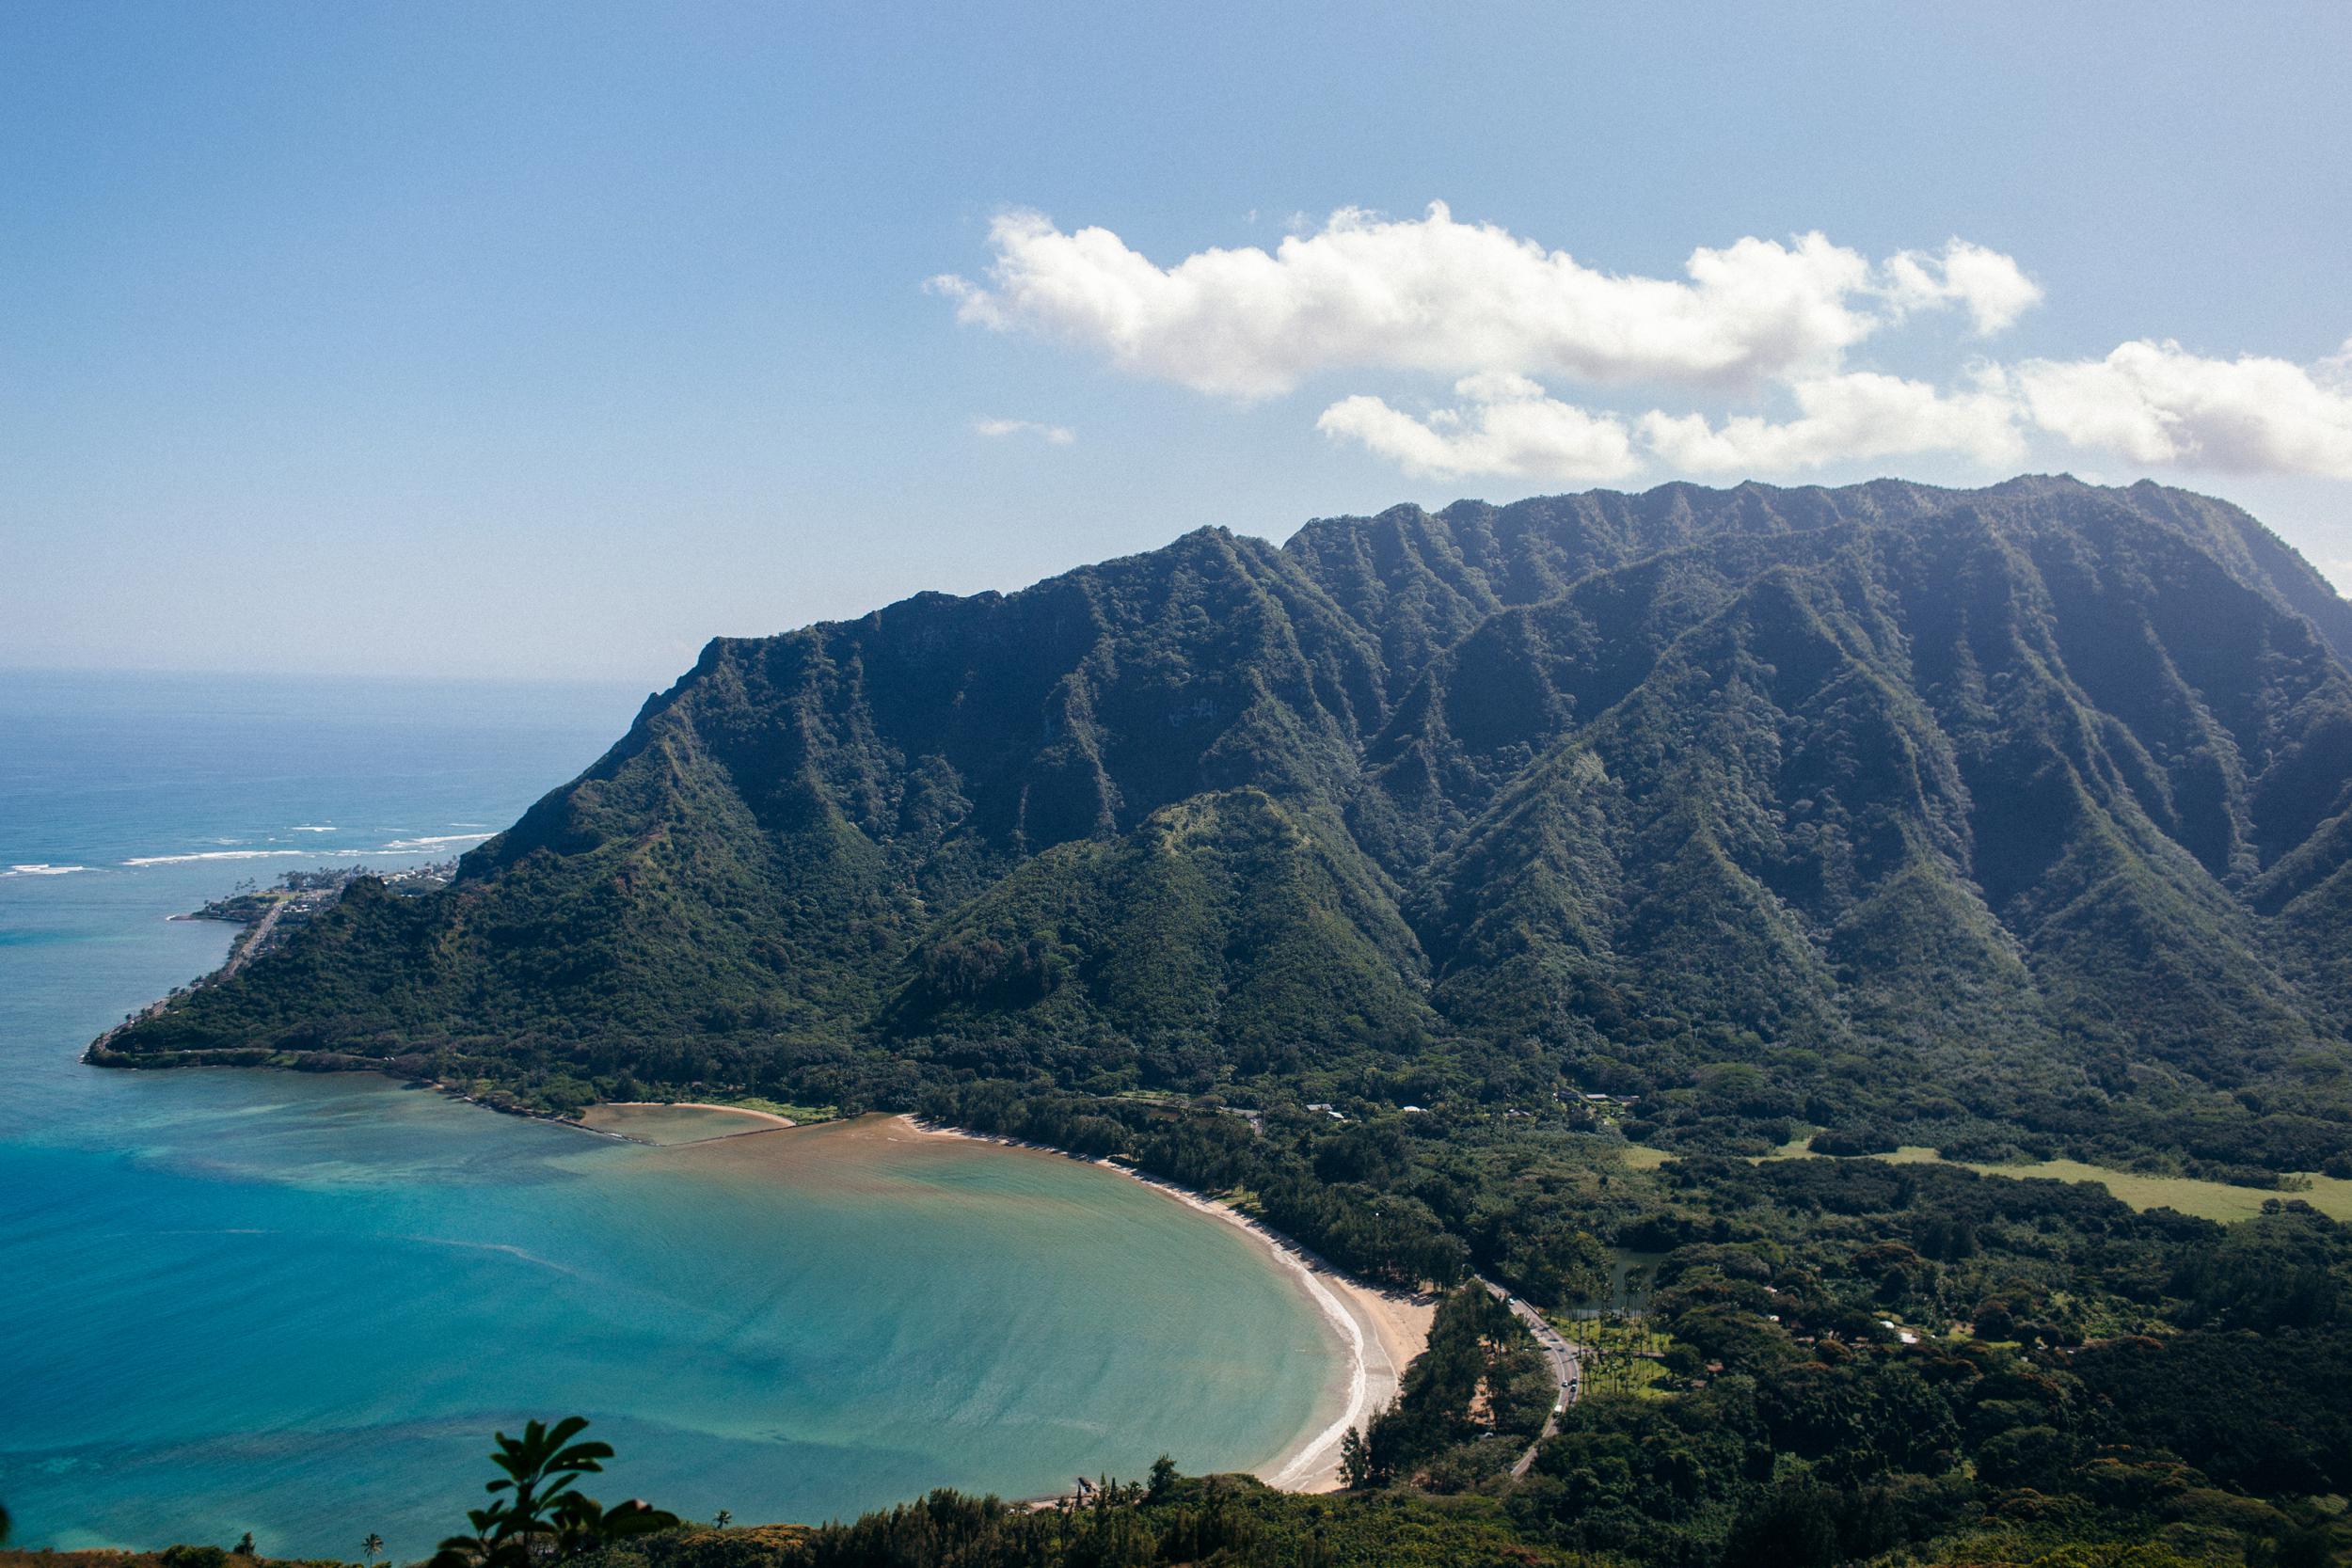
left=361, top=1533, right=384, bottom=1563
left=429, top=1418, right=676, bottom=1568
left=712, top=1512, right=731, bottom=1530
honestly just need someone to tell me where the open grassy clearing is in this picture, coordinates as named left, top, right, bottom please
left=1705, top=1135, right=2352, bottom=1222
left=1978, top=1158, right=2352, bottom=1222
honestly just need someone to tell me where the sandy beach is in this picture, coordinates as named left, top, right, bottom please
left=610, top=1100, right=798, bottom=1124
left=576, top=1101, right=800, bottom=1140
left=891, top=1114, right=1433, bottom=1493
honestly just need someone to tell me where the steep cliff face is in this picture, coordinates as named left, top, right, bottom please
left=103, top=477, right=2352, bottom=1165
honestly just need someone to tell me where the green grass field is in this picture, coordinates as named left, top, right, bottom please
left=1569, top=1316, right=1677, bottom=1399
left=1703, top=1133, right=2352, bottom=1222
left=1967, top=1157, right=2352, bottom=1222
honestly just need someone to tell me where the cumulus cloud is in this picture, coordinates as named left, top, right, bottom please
left=931, top=204, right=2025, bottom=400
left=972, top=416, right=1075, bottom=445
left=1879, top=240, right=2044, bottom=334
left=937, top=203, right=2352, bottom=484
left=2013, top=339, right=2352, bottom=479
left=1639, top=371, right=2027, bottom=473
left=1321, top=371, right=2023, bottom=479
left=1316, top=375, right=1638, bottom=482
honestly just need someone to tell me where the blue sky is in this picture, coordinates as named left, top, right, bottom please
left=4, top=2, right=2347, bottom=683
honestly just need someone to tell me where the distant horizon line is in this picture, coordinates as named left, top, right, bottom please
left=0, top=661, right=666, bottom=691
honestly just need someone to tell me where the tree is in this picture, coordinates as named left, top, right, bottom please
left=428, top=1417, right=677, bottom=1568
left=712, top=1511, right=731, bottom=1530
left=361, top=1533, right=383, bottom=1562
left=1724, top=1481, right=1841, bottom=1568
left=1339, top=1426, right=1375, bottom=1489
left=232, top=1532, right=256, bottom=1558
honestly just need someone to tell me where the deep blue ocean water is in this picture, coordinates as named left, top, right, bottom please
left=0, top=671, right=1337, bottom=1558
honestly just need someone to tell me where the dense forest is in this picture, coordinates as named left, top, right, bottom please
left=77, top=477, right=2352, bottom=1567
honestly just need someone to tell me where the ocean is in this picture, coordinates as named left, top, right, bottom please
left=0, top=670, right=1339, bottom=1557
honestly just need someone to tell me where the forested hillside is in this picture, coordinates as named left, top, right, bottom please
left=98, top=477, right=2352, bottom=1173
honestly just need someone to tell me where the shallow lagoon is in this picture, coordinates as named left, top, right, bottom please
left=0, top=673, right=1340, bottom=1556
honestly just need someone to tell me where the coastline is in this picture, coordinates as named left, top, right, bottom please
left=72, top=1044, right=1422, bottom=1495
left=890, top=1113, right=1431, bottom=1494
left=590, top=1100, right=800, bottom=1128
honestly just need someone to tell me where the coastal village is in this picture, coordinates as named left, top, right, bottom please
left=91, top=863, right=458, bottom=1045
left=182, top=862, right=456, bottom=974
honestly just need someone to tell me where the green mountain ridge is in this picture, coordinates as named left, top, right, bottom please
left=97, top=476, right=2352, bottom=1169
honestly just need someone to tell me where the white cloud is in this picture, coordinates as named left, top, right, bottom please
left=1639, top=371, right=2027, bottom=473
left=971, top=416, right=1075, bottom=446
left=2014, top=339, right=2352, bottom=479
left=1323, top=371, right=2024, bottom=481
left=1316, top=375, right=1638, bottom=483
left=937, top=203, right=2352, bottom=485
left=932, top=203, right=2027, bottom=400
left=1879, top=240, right=2044, bottom=334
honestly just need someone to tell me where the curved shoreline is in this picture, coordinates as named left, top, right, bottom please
left=589, top=1100, right=800, bottom=1129
left=893, top=1115, right=1431, bottom=1493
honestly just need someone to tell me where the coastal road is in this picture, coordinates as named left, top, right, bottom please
left=218, top=895, right=291, bottom=979
left=1480, top=1277, right=1585, bottom=1479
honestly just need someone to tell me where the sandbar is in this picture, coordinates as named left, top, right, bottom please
left=577, top=1101, right=799, bottom=1143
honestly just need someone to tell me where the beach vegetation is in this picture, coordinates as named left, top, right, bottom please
left=1357, top=1284, right=1552, bottom=1490
left=428, top=1418, right=678, bottom=1568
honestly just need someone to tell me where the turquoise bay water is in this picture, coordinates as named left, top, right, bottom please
left=0, top=672, right=1339, bottom=1557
